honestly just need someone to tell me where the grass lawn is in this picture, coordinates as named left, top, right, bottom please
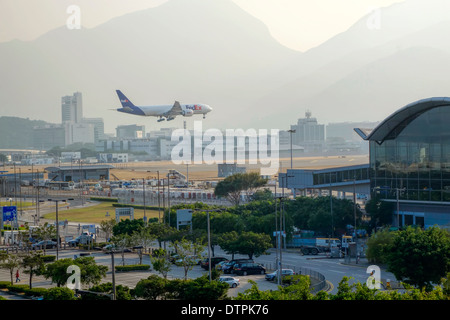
left=42, top=201, right=162, bottom=224
left=0, top=201, right=34, bottom=208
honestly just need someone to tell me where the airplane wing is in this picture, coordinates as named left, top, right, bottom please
left=162, top=101, right=183, bottom=118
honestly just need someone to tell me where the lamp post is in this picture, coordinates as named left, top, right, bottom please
left=196, top=208, right=224, bottom=282
left=396, top=188, right=400, bottom=228
left=147, top=170, right=161, bottom=223
left=287, top=129, right=296, bottom=169
left=47, top=198, right=74, bottom=260
left=142, top=178, right=147, bottom=226
left=167, top=172, right=171, bottom=227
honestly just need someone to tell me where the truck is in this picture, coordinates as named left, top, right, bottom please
left=67, top=232, right=94, bottom=247
left=289, top=235, right=341, bottom=255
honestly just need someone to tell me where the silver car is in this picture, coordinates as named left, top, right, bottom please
left=219, top=276, right=240, bottom=288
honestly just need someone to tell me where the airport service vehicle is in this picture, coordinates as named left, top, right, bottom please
left=219, top=276, right=240, bottom=288
left=67, top=233, right=94, bottom=247
left=265, top=269, right=295, bottom=281
left=115, top=90, right=212, bottom=122
left=291, top=236, right=341, bottom=255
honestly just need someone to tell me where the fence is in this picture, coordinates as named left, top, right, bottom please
left=261, top=262, right=327, bottom=293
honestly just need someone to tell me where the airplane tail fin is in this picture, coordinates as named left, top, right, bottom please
left=116, top=90, right=135, bottom=108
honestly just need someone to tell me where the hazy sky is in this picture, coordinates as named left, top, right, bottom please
left=0, top=0, right=405, bottom=51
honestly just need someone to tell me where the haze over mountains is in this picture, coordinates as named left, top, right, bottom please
left=1, top=0, right=450, bottom=133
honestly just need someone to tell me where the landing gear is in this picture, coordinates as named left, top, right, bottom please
left=203, top=114, right=206, bottom=119
left=157, top=117, right=166, bottom=122
left=167, top=117, right=175, bottom=121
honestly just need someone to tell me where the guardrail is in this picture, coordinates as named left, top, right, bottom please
left=261, top=262, right=327, bottom=293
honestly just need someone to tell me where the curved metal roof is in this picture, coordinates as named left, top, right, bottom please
left=354, top=97, right=450, bottom=144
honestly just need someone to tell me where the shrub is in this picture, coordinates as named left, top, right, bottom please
left=24, top=287, right=48, bottom=297
left=0, top=281, right=10, bottom=289
left=115, top=264, right=151, bottom=272
left=41, top=255, right=56, bottom=262
left=282, top=274, right=308, bottom=285
left=7, top=284, right=30, bottom=293
left=89, top=196, right=118, bottom=202
left=43, top=287, right=76, bottom=300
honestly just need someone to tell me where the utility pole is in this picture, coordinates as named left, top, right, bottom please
left=142, top=178, right=147, bottom=226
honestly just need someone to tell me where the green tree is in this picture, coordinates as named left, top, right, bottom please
left=100, top=219, right=116, bottom=242
left=150, top=251, right=172, bottom=279
left=0, top=253, right=22, bottom=285
left=384, top=226, right=450, bottom=290
left=85, top=282, right=131, bottom=300
left=365, top=196, right=395, bottom=231
left=21, top=252, right=45, bottom=289
left=112, top=218, right=145, bottom=236
left=43, top=257, right=107, bottom=288
left=234, top=231, right=272, bottom=259
left=171, top=238, right=205, bottom=280
left=365, top=227, right=396, bottom=264
left=250, top=188, right=274, bottom=201
left=214, top=172, right=267, bottom=206
left=147, top=222, right=178, bottom=248
left=132, top=227, right=155, bottom=254
left=218, top=231, right=240, bottom=259
left=134, top=274, right=168, bottom=300
left=43, top=287, right=76, bottom=300
left=34, top=222, right=57, bottom=255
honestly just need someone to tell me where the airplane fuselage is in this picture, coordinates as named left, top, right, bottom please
left=118, top=104, right=210, bottom=117
left=115, top=90, right=212, bottom=121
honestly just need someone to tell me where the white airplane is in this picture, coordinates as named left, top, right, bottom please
left=115, top=90, right=212, bottom=122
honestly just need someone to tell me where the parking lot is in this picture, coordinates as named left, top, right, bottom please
left=0, top=247, right=280, bottom=298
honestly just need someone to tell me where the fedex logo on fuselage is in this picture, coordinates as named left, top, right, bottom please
left=186, top=105, right=202, bottom=111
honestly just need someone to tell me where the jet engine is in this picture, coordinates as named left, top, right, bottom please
left=182, top=110, right=194, bottom=117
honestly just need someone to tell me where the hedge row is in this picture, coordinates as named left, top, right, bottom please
left=89, top=197, right=118, bottom=202
left=112, top=203, right=161, bottom=211
left=115, top=264, right=151, bottom=272
left=0, top=282, right=48, bottom=297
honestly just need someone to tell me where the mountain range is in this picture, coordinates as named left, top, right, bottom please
left=1, top=0, right=450, bottom=133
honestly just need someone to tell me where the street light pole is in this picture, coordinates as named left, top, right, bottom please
left=167, top=173, right=171, bottom=227
left=142, top=178, right=147, bottom=226
left=287, top=129, right=296, bottom=169
left=207, top=210, right=212, bottom=282
left=47, top=198, right=74, bottom=260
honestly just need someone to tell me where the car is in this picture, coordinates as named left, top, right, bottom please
left=102, top=244, right=131, bottom=253
left=222, top=259, right=254, bottom=274
left=215, top=260, right=229, bottom=270
left=175, top=255, right=203, bottom=266
left=219, top=276, right=240, bottom=288
left=31, top=240, right=57, bottom=249
left=265, top=269, right=295, bottom=281
left=233, top=262, right=266, bottom=276
left=200, top=257, right=228, bottom=270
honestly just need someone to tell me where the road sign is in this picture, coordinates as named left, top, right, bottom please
left=2, top=206, right=17, bottom=229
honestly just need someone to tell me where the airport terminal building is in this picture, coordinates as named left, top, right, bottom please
left=355, top=97, right=450, bottom=229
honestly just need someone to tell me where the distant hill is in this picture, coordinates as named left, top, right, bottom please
left=0, top=0, right=300, bottom=132
left=0, top=117, right=48, bottom=149
left=1, top=0, right=450, bottom=133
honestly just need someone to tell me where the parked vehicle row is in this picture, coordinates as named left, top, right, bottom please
left=265, top=269, right=295, bottom=281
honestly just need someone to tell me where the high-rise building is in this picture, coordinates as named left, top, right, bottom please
left=61, top=92, right=83, bottom=123
left=32, top=124, right=66, bottom=150
left=82, top=117, right=105, bottom=142
left=290, top=111, right=325, bottom=152
left=116, top=124, right=145, bottom=139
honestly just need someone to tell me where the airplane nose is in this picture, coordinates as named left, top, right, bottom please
left=207, top=105, right=212, bottom=112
